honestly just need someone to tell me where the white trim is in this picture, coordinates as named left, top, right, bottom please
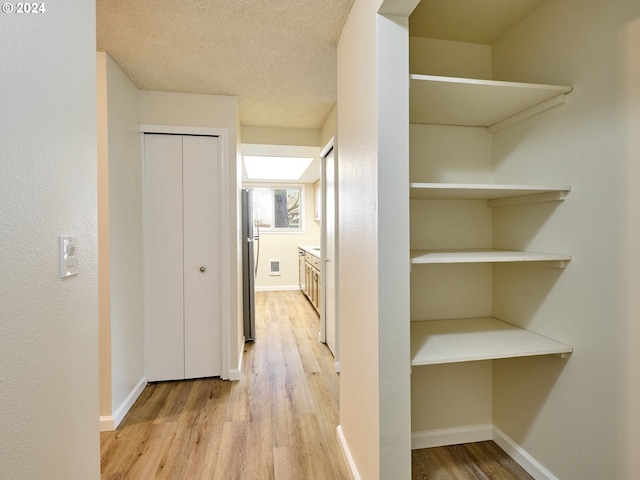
left=227, top=339, right=243, bottom=381
left=337, top=425, right=360, bottom=480
left=320, top=136, right=335, bottom=159
left=255, top=285, right=301, bottom=292
left=217, top=130, right=231, bottom=382
left=140, top=124, right=225, bottom=136
left=334, top=360, right=340, bottom=373
left=492, top=426, right=558, bottom=480
left=411, top=424, right=492, bottom=450
left=100, top=376, right=147, bottom=432
left=99, top=415, right=114, bottom=432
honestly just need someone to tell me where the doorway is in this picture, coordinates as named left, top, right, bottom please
left=321, top=141, right=338, bottom=368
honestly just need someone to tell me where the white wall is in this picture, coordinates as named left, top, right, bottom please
left=337, top=0, right=413, bottom=478
left=139, top=90, right=243, bottom=379
left=252, top=183, right=320, bottom=290
left=0, top=2, right=100, bottom=479
left=489, top=1, right=640, bottom=478
left=97, top=53, right=145, bottom=430
left=337, top=2, right=382, bottom=477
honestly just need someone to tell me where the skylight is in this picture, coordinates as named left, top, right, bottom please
left=243, top=155, right=313, bottom=180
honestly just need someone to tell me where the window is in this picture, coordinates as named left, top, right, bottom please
left=251, top=186, right=303, bottom=232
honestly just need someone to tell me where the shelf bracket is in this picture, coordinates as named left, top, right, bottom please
left=488, top=94, right=568, bottom=133
left=487, top=189, right=570, bottom=207
left=528, top=259, right=571, bottom=269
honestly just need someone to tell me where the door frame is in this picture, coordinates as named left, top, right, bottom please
left=320, top=137, right=339, bottom=371
left=140, top=124, right=232, bottom=380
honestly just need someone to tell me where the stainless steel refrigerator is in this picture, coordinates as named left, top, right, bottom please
left=242, top=188, right=258, bottom=341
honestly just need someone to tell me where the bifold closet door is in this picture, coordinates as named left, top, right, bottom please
left=144, top=133, right=222, bottom=382
left=182, top=135, right=221, bottom=379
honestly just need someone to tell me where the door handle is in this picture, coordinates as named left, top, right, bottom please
left=200, top=266, right=206, bottom=272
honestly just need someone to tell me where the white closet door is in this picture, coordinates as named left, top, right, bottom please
left=183, top=135, right=222, bottom=379
left=144, top=134, right=185, bottom=382
left=144, top=133, right=222, bottom=382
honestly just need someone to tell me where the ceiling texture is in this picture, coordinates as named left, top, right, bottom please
left=97, top=0, right=355, bottom=129
left=97, top=0, right=544, bottom=130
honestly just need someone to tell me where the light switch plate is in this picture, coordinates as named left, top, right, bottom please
left=60, top=236, right=78, bottom=278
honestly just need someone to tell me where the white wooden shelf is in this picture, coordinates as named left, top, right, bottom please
left=409, top=74, right=572, bottom=129
left=410, top=183, right=570, bottom=206
left=410, top=249, right=571, bottom=268
left=410, top=317, right=573, bottom=366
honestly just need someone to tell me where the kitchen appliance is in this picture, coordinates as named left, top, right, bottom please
left=242, top=188, right=259, bottom=341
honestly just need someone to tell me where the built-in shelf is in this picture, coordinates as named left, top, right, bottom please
left=410, top=183, right=570, bottom=206
left=409, top=74, right=572, bottom=129
left=410, top=317, right=573, bottom=366
left=410, top=249, right=571, bottom=268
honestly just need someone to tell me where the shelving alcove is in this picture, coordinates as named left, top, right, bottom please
left=409, top=74, right=574, bottom=370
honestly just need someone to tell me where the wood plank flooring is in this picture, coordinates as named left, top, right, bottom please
left=412, top=441, right=534, bottom=480
left=101, top=290, right=534, bottom=480
left=100, top=290, right=349, bottom=480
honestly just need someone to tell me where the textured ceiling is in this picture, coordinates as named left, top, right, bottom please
left=410, top=0, right=545, bottom=45
left=97, top=0, right=354, bottom=129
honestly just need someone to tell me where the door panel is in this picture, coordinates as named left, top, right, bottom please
left=324, top=147, right=337, bottom=356
left=144, top=134, right=185, bottom=382
left=144, top=133, right=222, bottom=382
left=183, top=135, right=222, bottom=378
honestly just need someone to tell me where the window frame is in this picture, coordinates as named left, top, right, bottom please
left=245, top=184, right=305, bottom=234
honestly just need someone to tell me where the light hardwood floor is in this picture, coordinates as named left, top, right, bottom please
left=100, top=290, right=349, bottom=480
left=101, top=290, right=534, bottom=480
left=412, top=441, right=534, bottom=480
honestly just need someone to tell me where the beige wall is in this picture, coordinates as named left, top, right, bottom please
left=0, top=1, right=100, bottom=478
left=241, top=125, right=320, bottom=146
left=139, top=90, right=243, bottom=378
left=97, top=53, right=145, bottom=430
left=489, top=0, right=640, bottom=478
left=409, top=36, right=492, bottom=79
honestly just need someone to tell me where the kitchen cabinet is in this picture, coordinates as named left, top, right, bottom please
left=299, top=246, right=321, bottom=314
left=298, top=247, right=306, bottom=292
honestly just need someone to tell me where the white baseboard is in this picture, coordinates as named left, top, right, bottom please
left=99, top=415, right=115, bottom=432
left=100, top=376, right=147, bottom=432
left=334, top=360, right=341, bottom=373
left=337, top=425, right=361, bottom=480
left=492, top=426, right=558, bottom=480
left=411, top=424, right=493, bottom=450
left=255, top=285, right=301, bottom=292
left=228, top=341, right=243, bottom=381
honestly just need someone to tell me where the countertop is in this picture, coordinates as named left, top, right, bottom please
left=299, top=245, right=321, bottom=257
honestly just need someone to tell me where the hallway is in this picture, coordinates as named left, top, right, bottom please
left=100, top=290, right=349, bottom=479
